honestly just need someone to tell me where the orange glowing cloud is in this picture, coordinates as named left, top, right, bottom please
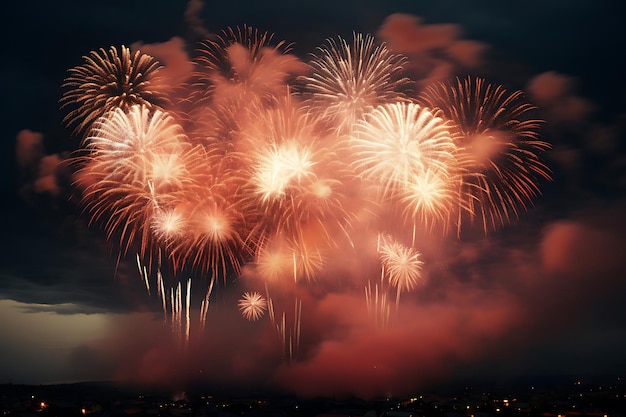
left=527, top=71, right=594, bottom=123
left=378, top=13, right=488, bottom=89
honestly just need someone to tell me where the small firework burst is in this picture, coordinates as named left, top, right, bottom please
left=238, top=291, right=268, bottom=321
left=378, top=235, right=424, bottom=293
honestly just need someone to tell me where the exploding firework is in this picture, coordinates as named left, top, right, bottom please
left=72, top=104, right=191, bottom=258
left=349, top=102, right=457, bottom=204
left=61, top=45, right=170, bottom=137
left=396, top=167, right=460, bottom=234
left=378, top=234, right=424, bottom=308
left=243, top=98, right=357, bottom=253
left=349, top=102, right=456, bottom=190
left=418, top=76, right=551, bottom=233
left=238, top=291, right=268, bottom=321
left=301, top=33, right=411, bottom=134
left=164, top=158, right=256, bottom=280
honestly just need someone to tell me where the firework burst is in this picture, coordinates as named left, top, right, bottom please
left=378, top=234, right=424, bottom=308
left=61, top=45, right=169, bottom=137
left=191, top=25, right=305, bottom=108
left=349, top=102, right=457, bottom=201
left=72, top=105, right=190, bottom=257
left=244, top=98, right=357, bottom=250
left=301, top=33, right=411, bottom=134
left=238, top=291, right=268, bottom=321
left=418, top=76, right=552, bottom=233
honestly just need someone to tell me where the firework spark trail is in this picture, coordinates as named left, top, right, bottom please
left=199, top=277, right=215, bottom=332
left=158, top=270, right=166, bottom=320
left=267, top=295, right=302, bottom=363
left=136, top=254, right=151, bottom=295
left=365, top=280, right=390, bottom=328
left=185, top=278, right=191, bottom=348
left=265, top=282, right=276, bottom=326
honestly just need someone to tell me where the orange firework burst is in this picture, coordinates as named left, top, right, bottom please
left=418, top=76, right=552, bottom=233
left=301, top=33, right=411, bottom=134
left=165, top=157, right=257, bottom=280
left=238, top=291, right=268, bottom=321
left=61, top=45, right=169, bottom=137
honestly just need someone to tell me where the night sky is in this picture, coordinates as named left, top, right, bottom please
left=1, top=0, right=626, bottom=399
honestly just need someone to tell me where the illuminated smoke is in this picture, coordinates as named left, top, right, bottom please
left=60, top=26, right=552, bottom=392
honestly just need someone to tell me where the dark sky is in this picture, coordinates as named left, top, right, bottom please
left=1, top=0, right=626, bottom=398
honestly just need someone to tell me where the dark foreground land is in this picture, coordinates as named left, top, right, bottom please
left=1, top=374, right=626, bottom=416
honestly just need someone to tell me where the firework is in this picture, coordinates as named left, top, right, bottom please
left=349, top=102, right=457, bottom=201
left=396, top=167, right=460, bottom=235
left=244, top=98, right=357, bottom=251
left=255, top=239, right=294, bottom=282
left=72, top=104, right=193, bottom=258
left=253, top=234, right=326, bottom=283
left=378, top=234, right=425, bottom=308
left=378, top=235, right=424, bottom=292
left=238, top=291, right=268, bottom=321
left=61, top=45, right=169, bottom=137
left=365, top=280, right=391, bottom=329
left=156, top=147, right=257, bottom=279
left=301, top=33, right=411, bottom=134
left=418, top=76, right=551, bottom=233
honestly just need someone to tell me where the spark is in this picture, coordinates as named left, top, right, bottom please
left=350, top=101, right=457, bottom=200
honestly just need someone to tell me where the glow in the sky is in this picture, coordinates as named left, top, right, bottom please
left=60, top=26, right=551, bottom=387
